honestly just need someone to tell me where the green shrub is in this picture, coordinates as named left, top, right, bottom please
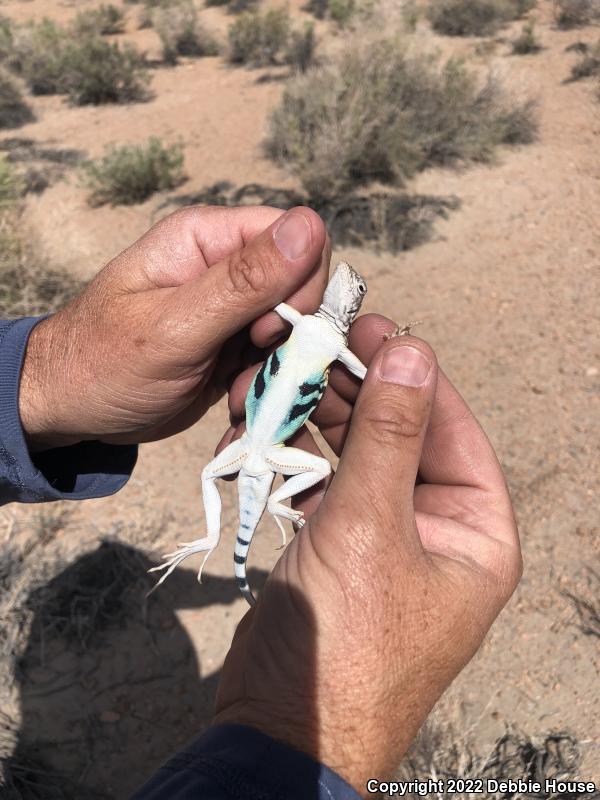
left=154, top=1, right=219, bottom=63
left=228, top=8, right=290, bottom=65
left=285, top=22, right=316, bottom=72
left=267, top=39, right=537, bottom=201
left=329, top=0, right=356, bottom=25
left=0, top=15, right=14, bottom=62
left=554, top=0, right=597, bottom=27
left=0, top=68, right=34, bottom=128
left=9, top=19, right=70, bottom=95
left=427, top=0, right=535, bottom=36
left=83, top=137, right=185, bottom=205
left=61, top=38, right=150, bottom=105
left=511, top=20, right=541, bottom=53
left=73, top=4, right=126, bottom=36
left=570, top=39, right=600, bottom=78
left=7, top=20, right=149, bottom=104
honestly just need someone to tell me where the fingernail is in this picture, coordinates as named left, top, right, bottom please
left=274, top=212, right=311, bottom=261
left=379, top=346, right=431, bottom=387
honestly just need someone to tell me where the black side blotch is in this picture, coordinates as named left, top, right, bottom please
left=254, top=361, right=267, bottom=399
left=288, top=398, right=317, bottom=422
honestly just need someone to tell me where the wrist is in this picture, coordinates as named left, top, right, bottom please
left=18, top=316, right=81, bottom=452
left=214, top=704, right=392, bottom=797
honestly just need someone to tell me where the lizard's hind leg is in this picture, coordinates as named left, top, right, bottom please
left=148, top=438, right=248, bottom=592
left=264, top=446, right=331, bottom=533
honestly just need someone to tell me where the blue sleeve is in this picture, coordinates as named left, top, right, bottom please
left=131, top=723, right=362, bottom=800
left=0, top=317, right=137, bottom=505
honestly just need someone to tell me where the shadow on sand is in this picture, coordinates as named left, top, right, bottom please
left=2, top=540, right=268, bottom=799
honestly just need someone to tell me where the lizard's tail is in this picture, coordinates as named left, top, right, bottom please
left=235, top=470, right=273, bottom=606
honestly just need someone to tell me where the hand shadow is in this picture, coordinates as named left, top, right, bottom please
left=2, top=540, right=268, bottom=800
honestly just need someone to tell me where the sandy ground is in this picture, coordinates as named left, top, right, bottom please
left=0, top=0, right=599, bottom=796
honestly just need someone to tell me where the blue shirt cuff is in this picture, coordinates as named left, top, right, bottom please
left=130, top=723, right=362, bottom=800
left=0, top=316, right=137, bottom=504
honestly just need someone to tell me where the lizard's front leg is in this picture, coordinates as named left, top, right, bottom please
left=264, top=446, right=331, bottom=541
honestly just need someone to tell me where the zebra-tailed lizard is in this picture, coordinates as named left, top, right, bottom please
left=151, top=262, right=376, bottom=605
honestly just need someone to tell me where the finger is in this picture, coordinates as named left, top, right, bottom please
left=326, top=338, right=438, bottom=554
left=110, top=205, right=293, bottom=291
left=152, top=207, right=327, bottom=365
left=249, top=233, right=332, bottom=348
left=328, top=314, right=398, bottom=405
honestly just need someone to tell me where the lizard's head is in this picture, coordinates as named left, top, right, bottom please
left=319, top=261, right=367, bottom=334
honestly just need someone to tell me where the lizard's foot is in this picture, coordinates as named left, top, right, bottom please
left=384, top=320, right=423, bottom=340
left=268, top=502, right=305, bottom=542
left=147, top=537, right=215, bottom=593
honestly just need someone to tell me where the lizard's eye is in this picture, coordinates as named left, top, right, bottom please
left=357, top=282, right=366, bottom=295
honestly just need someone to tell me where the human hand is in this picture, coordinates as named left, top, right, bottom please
left=19, top=206, right=328, bottom=451
left=216, top=315, right=522, bottom=795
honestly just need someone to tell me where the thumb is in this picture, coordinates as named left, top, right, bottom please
left=326, top=338, right=437, bottom=557
left=157, top=207, right=326, bottom=359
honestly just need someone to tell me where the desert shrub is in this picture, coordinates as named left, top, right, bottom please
left=83, top=137, right=185, bottom=205
left=305, top=0, right=365, bottom=24
left=138, top=0, right=173, bottom=28
left=511, top=19, right=541, bottom=53
left=8, top=19, right=71, bottom=95
left=0, top=68, right=34, bottom=128
left=154, top=1, right=219, bottom=63
left=61, top=38, right=150, bottom=105
left=285, top=22, right=316, bottom=71
left=0, top=15, right=14, bottom=62
left=267, top=40, right=537, bottom=201
left=6, top=21, right=149, bottom=104
left=329, top=0, right=357, bottom=24
left=73, top=4, right=126, bottom=36
left=570, top=39, right=600, bottom=78
left=554, top=0, right=599, bottom=27
left=228, top=8, right=290, bottom=65
left=427, top=0, right=535, bottom=36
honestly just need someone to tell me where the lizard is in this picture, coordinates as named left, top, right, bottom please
left=149, top=261, right=369, bottom=606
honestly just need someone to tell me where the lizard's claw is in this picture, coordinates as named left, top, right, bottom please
left=384, top=321, right=423, bottom=340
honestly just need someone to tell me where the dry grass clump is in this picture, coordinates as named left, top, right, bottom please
left=562, top=568, right=600, bottom=638
left=267, top=39, right=537, bottom=202
left=511, top=19, right=541, bottom=52
left=399, top=724, right=596, bottom=798
left=73, top=4, right=126, bottom=36
left=154, top=1, right=219, bottom=63
left=83, top=137, right=185, bottom=206
left=569, top=39, right=600, bottom=78
left=5, top=20, right=150, bottom=104
left=0, top=158, right=80, bottom=317
left=428, top=0, right=535, bottom=36
left=554, top=0, right=600, bottom=27
left=0, top=68, right=34, bottom=129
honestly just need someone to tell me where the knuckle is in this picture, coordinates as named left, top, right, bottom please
left=361, top=397, right=423, bottom=443
left=227, top=250, right=270, bottom=296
